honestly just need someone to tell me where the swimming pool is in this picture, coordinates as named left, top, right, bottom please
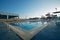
left=10, top=22, right=42, bottom=30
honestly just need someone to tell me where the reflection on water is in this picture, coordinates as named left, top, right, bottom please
left=10, top=21, right=43, bottom=30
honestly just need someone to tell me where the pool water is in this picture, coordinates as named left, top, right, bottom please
left=10, top=22, right=42, bottom=30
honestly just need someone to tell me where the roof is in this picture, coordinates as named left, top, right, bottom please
left=0, top=12, right=19, bottom=16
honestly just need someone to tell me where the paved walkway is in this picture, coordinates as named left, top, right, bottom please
left=0, top=22, right=23, bottom=40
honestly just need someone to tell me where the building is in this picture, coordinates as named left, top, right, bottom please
left=0, top=12, right=19, bottom=22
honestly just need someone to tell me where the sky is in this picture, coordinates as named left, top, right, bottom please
left=0, top=0, right=60, bottom=18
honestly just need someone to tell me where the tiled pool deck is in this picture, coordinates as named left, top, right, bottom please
left=31, top=22, right=60, bottom=40
left=0, top=22, right=23, bottom=40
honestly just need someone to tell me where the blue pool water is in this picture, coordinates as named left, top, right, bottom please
left=10, top=22, right=42, bottom=30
